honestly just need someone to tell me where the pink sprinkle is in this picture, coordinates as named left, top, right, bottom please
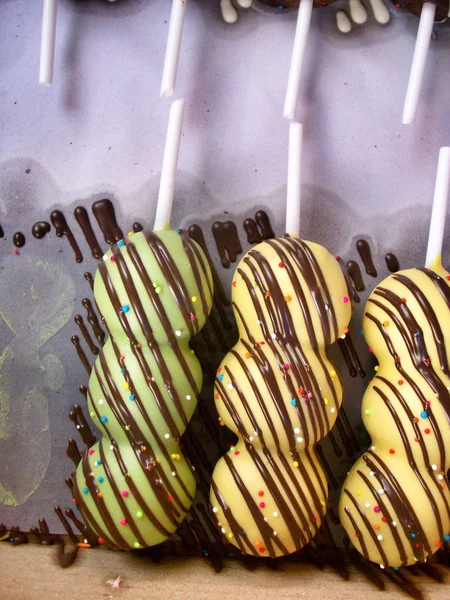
left=427, top=401, right=431, bottom=407
left=307, top=393, right=313, bottom=400
left=122, top=491, right=129, bottom=497
left=374, top=506, right=380, bottom=513
left=89, top=449, right=95, bottom=455
left=284, top=364, right=290, bottom=370
left=259, top=502, right=265, bottom=508
left=189, top=313, right=195, bottom=320
left=110, top=256, right=115, bottom=262
left=343, top=296, right=349, bottom=304
left=335, top=255, right=340, bottom=260
left=234, top=451, right=240, bottom=456
left=314, top=515, right=319, bottom=521
left=120, top=519, right=127, bottom=526
left=368, top=347, right=373, bottom=353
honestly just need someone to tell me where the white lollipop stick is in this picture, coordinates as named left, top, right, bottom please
left=284, top=0, right=313, bottom=121
left=425, top=147, right=450, bottom=267
left=286, top=122, right=303, bottom=237
left=160, top=0, right=187, bottom=99
left=39, top=0, right=58, bottom=86
left=402, top=3, right=436, bottom=125
left=154, top=99, right=186, bottom=230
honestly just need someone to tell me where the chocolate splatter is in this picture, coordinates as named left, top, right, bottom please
left=50, top=210, right=83, bottom=263
left=356, top=239, right=377, bottom=277
left=212, top=221, right=242, bottom=268
left=13, top=232, right=25, bottom=248
left=92, top=199, right=123, bottom=245
left=32, top=221, right=51, bottom=239
left=385, top=252, right=400, bottom=273
left=0, top=225, right=4, bottom=238
left=133, top=222, right=144, bottom=233
left=74, top=206, right=103, bottom=260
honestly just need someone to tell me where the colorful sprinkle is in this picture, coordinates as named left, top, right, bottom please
left=98, top=477, right=104, bottom=483
left=120, top=519, right=127, bottom=526
left=118, top=240, right=125, bottom=247
left=420, top=411, right=428, bottom=419
left=100, top=416, right=108, bottom=423
left=129, top=395, right=135, bottom=401
left=259, top=502, right=265, bottom=508
left=89, top=449, right=95, bottom=455
left=374, top=506, right=380, bottom=513
left=343, top=296, right=349, bottom=304
left=258, top=490, right=264, bottom=497
left=83, top=487, right=89, bottom=494
left=122, top=491, right=129, bottom=497
left=290, top=399, right=297, bottom=406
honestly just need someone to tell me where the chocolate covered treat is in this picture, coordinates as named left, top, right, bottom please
left=210, top=236, right=352, bottom=557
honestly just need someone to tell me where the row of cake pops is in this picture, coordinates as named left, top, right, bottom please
left=39, top=1, right=448, bottom=126
left=69, top=88, right=450, bottom=569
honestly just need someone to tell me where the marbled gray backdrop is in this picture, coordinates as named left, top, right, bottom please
left=0, top=0, right=449, bottom=532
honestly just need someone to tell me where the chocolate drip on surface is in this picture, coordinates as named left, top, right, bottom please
left=92, top=199, right=123, bottom=245
left=50, top=210, right=83, bottom=263
left=255, top=210, right=275, bottom=239
left=0, top=225, right=4, bottom=238
left=346, top=260, right=365, bottom=291
left=243, top=218, right=262, bottom=244
left=315, top=443, right=338, bottom=488
left=212, top=221, right=242, bottom=268
left=82, top=298, right=105, bottom=346
left=71, top=336, right=91, bottom=373
left=385, top=253, right=400, bottom=273
left=13, top=232, right=25, bottom=248
left=84, top=271, right=94, bottom=291
left=133, top=222, right=144, bottom=233
left=32, top=221, right=51, bottom=239
left=74, top=206, right=103, bottom=260
left=67, top=438, right=82, bottom=466
left=356, top=239, right=377, bottom=277
left=74, top=314, right=99, bottom=355
left=338, top=334, right=366, bottom=378
left=69, top=405, right=96, bottom=446
left=29, top=519, right=60, bottom=546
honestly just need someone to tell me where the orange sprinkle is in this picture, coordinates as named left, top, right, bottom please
left=215, top=394, right=219, bottom=400
left=265, top=291, right=271, bottom=297
left=97, top=492, right=103, bottom=499
left=254, top=540, right=262, bottom=548
left=284, top=295, right=292, bottom=302
left=343, top=327, right=349, bottom=334
left=374, top=524, right=380, bottom=530
left=245, top=352, right=252, bottom=359
left=383, top=321, right=389, bottom=327
left=436, top=541, right=442, bottom=548
left=136, top=344, right=141, bottom=349
left=98, top=538, right=105, bottom=544
left=77, top=543, right=91, bottom=549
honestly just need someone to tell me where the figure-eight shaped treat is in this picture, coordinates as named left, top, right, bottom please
left=339, top=148, right=450, bottom=568
left=72, top=101, right=214, bottom=550
left=210, top=123, right=353, bottom=557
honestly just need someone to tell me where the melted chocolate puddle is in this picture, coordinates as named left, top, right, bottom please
left=13, top=232, right=25, bottom=248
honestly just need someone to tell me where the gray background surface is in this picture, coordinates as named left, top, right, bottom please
left=0, top=0, right=449, bottom=533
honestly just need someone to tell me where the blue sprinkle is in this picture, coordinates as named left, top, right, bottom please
left=129, top=395, right=135, bottom=401
left=95, top=460, right=102, bottom=466
left=100, top=416, right=108, bottom=423
left=118, top=240, right=125, bottom=247
left=420, top=411, right=428, bottom=419
left=120, top=369, right=125, bottom=374
left=359, top=330, right=364, bottom=336
left=290, top=399, right=297, bottom=407
left=83, top=487, right=89, bottom=494
left=201, top=548, right=208, bottom=556
left=411, top=533, right=416, bottom=539
left=74, top=505, right=78, bottom=511
left=393, top=567, right=399, bottom=571
left=98, top=477, right=104, bottom=483
left=218, top=374, right=224, bottom=381
left=445, top=535, right=450, bottom=542
left=9, top=538, right=13, bottom=543
left=176, top=228, right=181, bottom=233
left=121, top=305, right=130, bottom=313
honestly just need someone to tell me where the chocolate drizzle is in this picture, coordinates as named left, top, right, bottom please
left=74, top=314, right=99, bottom=355
left=244, top=211, right=275, bottom=244
left=13, top=232, right=25, bottom=248
left=133, top=222, right=144, bottom=233
left=92, top=199, right=123, bottom=245
left=356, top=239, right=377, bottom=277
left=212, top=221, right=242, bottom=268
left=51, top=210, right=83, bottom=263
left=71, top=336, right=91, bottom=373
left=32, top=221, right=51, bottom=239
left=74, top=206, right=103, bottom=260
left=385, top=253, right=400, bottom=273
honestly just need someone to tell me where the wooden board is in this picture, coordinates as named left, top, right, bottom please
left=1, top=544, right=449, bottom=600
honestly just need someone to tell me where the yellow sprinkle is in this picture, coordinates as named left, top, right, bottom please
left=357, top=489, right=362, bottom=496
left=128, top=232, right=134, bottom=237
left=227, top=532, right=234, bottom=539
left=329, top=370, right=336, bottom=378
left=324, top=398, right=329, bottom=405
left=191, top=296, right=197, bottom=303
left=124, top=382, right=130, bottom=389
left=171, top=453, right=177, bottom=459
left=293, top=461, right=299, bottom=468
left=374, top=366, right=379, bottom=372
